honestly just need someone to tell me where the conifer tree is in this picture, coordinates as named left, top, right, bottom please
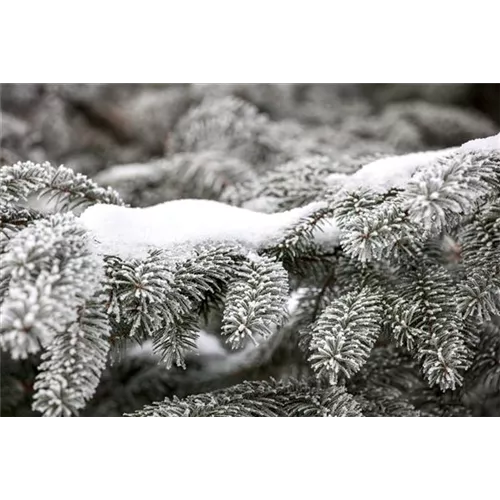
left=1, top=85, right=499, bottom=417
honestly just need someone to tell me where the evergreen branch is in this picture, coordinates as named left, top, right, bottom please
left=339, top=202, right=420, bottom=263
left=355, top=387, right=421, bottom=417
left=127, top=378, right=362, bottom=417
left=463, top=320, right=500, bottom=415
left=105, top=244, right=243, bottom=335
left=0, top=162, right=51, bottom=204
left=334, top=187, right=401, bottom=225
left=307, top=288, right=383, bottom=384
left=403, top=151, right=500, bottom=233
left=226, top=155, right=344, bottom=211
left=457, top=267, right=500, bottom=323
left=150, top=245, right=249, bottom=366
left=0, top=203, right=43, bottom=252
left=221, top=255, right=289, bottom=349
left=152, top=313, right=200, bottom=369
left=459, top=199, right=500, bottom=270
left=105, top=245, right=245, bottom=368
left=105, top=250, right=175, bottom=338
left=168, top=96, right=276, bottom=166
left=394, top=263, right=470, bottom=390
left=38, top=165, right=125, bottom=211
left=32, top=295, right=111, bottom=417
left=0, top=161, right=124, bottom=211
left=0, top=213, right=103, bottom=358
left=265, top=204, right=337, bottom=275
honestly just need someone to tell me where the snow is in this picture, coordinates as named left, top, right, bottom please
left=460, top=133, right=500, bottom=152
left=81, top=134, right=498, bottom=260
left=339, top=148, right=457, bottom=193
left=328, top=133, right=499, bottom=194
left=80, top=198, right=326, bottom=259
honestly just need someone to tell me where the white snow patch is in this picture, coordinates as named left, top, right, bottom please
left=82, top=134, right=499, bottom=261
left=333, top=133, right=499, bottom=194
left=341, top=148, right=457, bottom=193
left=80, top=198, right=326, bottom=259
left=460, top=133, right=500, bottom=152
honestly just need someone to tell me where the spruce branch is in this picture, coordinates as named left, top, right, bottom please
left=32, top=294, right=111, bottom=417
left=0, top=161, right=124, bottom=211
left=149, top=245, right=245, bottom=367
left=265, top=203, right=337, bottom=274
left=459, top=199, right=500, bottom=269
left=402, top=151, right=500, bottom=233
left=105, top=250, right=175, bottom=339
left=0, top=203, right=43, bottom=252
left=225, top=155, right=344, bottom=211
left=334, top=187, right=401, bottom=225
left=339, top=202, right=417, bottom=263
left=463, top=320, right=500, bottom=415
left=152, top=313, right=200, bottom=369
left=306, top=288, right=383, bottom=384
left=0, top=162, right=51, bottom=204
left=221, top=255, right=289, bottom=349
left=394, top=263, right=470, bottom=390
left=0, top=213, right=104, bottom=359
left=127, top=378, right=362, bottom=417
left=168, top=96, right=276, bottom=166
left=105, top=245, right=245, bottom=368
left=457, top=267, right=500, bottom=323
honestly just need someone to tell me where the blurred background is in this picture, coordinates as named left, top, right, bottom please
left=2, top=84, right=499, bottom=178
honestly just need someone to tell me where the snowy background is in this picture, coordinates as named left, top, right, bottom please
left=2, top=84, right=499, bottom=177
